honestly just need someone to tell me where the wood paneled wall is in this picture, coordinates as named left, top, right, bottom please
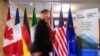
left=0, top=0, right=9, bottom=56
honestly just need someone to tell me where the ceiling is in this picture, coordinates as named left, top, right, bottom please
left=10, top=0, right=100, bottom=3
left=9, top=0, right=100, bottom=17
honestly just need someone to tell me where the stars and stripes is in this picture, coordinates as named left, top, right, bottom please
left=53, top=8, right=68, bottom=56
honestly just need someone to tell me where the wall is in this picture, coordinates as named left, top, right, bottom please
left=0, top=0, right=9, bottom=56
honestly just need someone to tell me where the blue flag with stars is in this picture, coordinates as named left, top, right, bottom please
left=66, top=8, right=77, bottom=56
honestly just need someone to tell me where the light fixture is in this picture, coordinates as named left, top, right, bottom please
left=30, top=3, right=33, bottom=6
left=53, top=4, right=76, bottom=12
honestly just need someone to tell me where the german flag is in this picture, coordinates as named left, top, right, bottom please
left=22, top=8, right=31, bottom=56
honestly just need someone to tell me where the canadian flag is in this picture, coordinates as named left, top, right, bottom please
left=3, top=8, right=15, bottom=55
left=3, top=8, right=23, bottom=56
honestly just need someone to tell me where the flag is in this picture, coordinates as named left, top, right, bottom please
left=50, top=7, right=55, bottom=29
left=49, top=7, right=57, bottom=56
left=13, top=8, right=23, bottom=56
left=23, top=8, right=31, bottom=47
left=31, top=8, right=37, bottom=42
left=22, top=8, right=31, bottom=56
left=53, top=8, right=68, bottom=56
left=3, top=8, right=15, bottom=56
left=66, top=8, right=77, bottom=56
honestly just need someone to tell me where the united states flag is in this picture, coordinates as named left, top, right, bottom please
left=52, top=8, right=68, bottom=56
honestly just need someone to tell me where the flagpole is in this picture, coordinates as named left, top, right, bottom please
left=50, top=3, right=54, bottom=56
left=50, top=3, right=52, bottom=26
left=61, top=3, right=62, bottom=9
left=43, top=3, right=45, bottom=9
left=16, top=0, right=19, bottom=8
left=33, top=3, right=36, bottom=13
left=69, top=3, right=71, bottom=9
left=51, top=3, right=52, bottom=8
left=25, top=2, right=27, bottom=9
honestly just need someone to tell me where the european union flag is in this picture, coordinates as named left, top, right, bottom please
left=66, top=8, right=77, bottom=56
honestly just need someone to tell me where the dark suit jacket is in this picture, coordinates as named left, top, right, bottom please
left=30, top=19, right=52, bottom=56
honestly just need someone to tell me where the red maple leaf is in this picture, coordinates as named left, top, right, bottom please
left=4, top=26, right=13, bottom=40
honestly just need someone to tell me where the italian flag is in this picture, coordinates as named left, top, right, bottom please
left=31, top=8, right=37, bottom=42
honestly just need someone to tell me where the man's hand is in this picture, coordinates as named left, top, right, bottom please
left=33, top=52, right=42, bottom=56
